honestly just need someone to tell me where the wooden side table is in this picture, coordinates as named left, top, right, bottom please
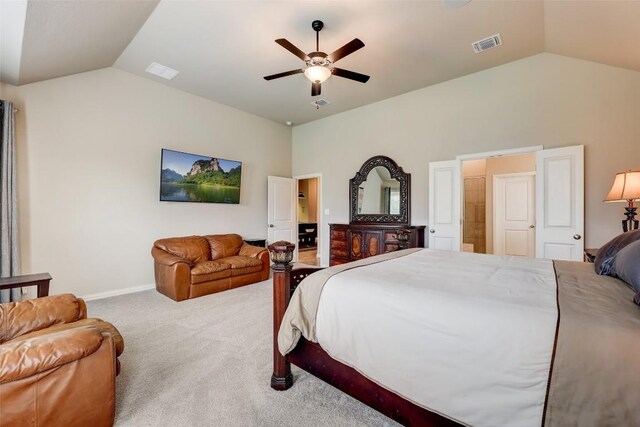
left=584, top=248, right=599, bottom=263
left=0, top=273, right=52, bottom=298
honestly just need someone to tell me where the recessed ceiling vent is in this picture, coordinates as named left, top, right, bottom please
left=311, top=99, right=330, bottom=108
left=472, top=34, right=502, bottom=53
left=145, top=62, right=180, bottom=80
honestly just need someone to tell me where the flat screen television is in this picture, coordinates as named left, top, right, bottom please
left=160, top=148, right=242, bottom=204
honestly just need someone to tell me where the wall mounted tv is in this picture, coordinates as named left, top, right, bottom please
left=160, top=148, right=242, bottom=204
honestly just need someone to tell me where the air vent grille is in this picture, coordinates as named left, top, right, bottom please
left=145, top=62, right=180, bottom=80
left=311, top=99, right=330, bottom=108
left=472, top=34, right=502, bottom=53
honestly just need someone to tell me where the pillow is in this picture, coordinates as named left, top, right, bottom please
left=610, top=239, right=640, bottom=299
left=594, top=229, right=640, bottom=275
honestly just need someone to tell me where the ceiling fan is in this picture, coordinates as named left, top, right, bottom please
left=263, top=20, right=370, bottom=97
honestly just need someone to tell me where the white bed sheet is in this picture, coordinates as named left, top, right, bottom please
left=315, top=249, right=558, bottom=427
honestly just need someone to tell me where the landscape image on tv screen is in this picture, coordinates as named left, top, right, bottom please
left=160, top=149, right=242, bottom=204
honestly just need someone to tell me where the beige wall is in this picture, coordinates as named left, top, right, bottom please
left=307, top=178, right=318, bottom=223
left=0, top=68, right=291, bottom=297
left=484, top=154, right=536, bottom=254
left=292, top=53, right=640, bottom=265
left=298, top=178, right=319, bottom=223
left=297, top=179, right=308, bottom=222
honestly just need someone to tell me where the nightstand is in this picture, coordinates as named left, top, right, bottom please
left=584, top=248, right=599, bottom=263
left=244, top=238, right=266, bottom=248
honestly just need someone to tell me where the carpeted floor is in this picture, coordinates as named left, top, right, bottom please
left=87, top=280, right=398, bottom=426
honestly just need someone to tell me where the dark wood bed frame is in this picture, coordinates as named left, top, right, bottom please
left=268, top=242, right=461, bottom=427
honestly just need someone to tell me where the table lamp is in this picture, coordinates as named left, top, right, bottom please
left=604, top=170, right=640, bottom=232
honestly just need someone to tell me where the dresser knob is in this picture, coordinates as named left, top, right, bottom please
left=429, top=229, right=435, bottom=233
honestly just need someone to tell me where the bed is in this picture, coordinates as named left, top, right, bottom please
left=268, top=243, right=640, bottom=426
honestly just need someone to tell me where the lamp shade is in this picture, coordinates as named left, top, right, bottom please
left=604, top=171, right=640, bottom=202
left=304, top=66, right=331, bottom=83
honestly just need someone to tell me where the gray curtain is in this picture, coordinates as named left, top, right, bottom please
left=0, top=100, right=21, bottom=302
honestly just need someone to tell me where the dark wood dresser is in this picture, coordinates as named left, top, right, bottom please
left=329, top=224, right=425, bottom=266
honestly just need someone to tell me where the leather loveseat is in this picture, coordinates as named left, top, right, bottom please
left=151, top=233, right=270, bottom=301
left=0, top=294, right=124, bottom=427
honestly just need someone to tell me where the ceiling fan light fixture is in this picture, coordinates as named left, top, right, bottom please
left=304, top=66, right=331, bottom=83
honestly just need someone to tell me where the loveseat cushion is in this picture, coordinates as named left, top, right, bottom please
left=223, top=255, right=263, bottom=276
left=191, top=261, right=231, bottom=284
left=239, top=243, right=267, bottom=258
left=205, top=234, right=244, bottom=260
left=154, top=236, right=211, bottom=264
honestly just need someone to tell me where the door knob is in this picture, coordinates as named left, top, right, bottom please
left=269, top=224, right=274, bottom=228
left=429, top=229, right=435, bottom=233
left=529, top=225, right=535, bottom=229
left=573, top=234, right=582, bottom=240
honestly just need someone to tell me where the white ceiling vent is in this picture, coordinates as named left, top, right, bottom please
left=311, top=99, right=330, bottom=108
left=472, top=34, right=502, bottom=53
left=145, top=62, right=180, bottom=80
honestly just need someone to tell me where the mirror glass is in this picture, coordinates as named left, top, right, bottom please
left=349, top=155, right=410, bottom=224
left=357, top=166, right=401, bottom=215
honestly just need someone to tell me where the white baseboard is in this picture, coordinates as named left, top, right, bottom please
left=81, top=284, right=155, bottom=301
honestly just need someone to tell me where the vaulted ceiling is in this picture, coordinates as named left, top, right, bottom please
left=1, top=1, right=639, bottom=125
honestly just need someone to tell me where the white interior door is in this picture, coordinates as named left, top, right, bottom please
left=428, top=160, right=461, bottom=251
left=268, top=176, right=297, bottom=260
left=535, top=145, right=584, bottom=260
left=494, top=173, right=535, bottom=257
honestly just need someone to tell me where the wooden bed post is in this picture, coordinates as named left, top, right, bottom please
left=267, top=241, right=295, bottom=390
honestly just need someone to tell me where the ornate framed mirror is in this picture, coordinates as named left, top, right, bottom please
left=349, top=155, right=410, bottom=224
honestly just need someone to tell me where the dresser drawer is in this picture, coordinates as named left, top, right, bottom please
left=384, top=231, right=398, bottom=242
left=331, top=239, right=347, bottom=249
left=329, top=258, right=350, bottom=266
left=331, top=229, right=347, bottom=240
left=384, top=243, right=400, bottom=253
left=331, top=248, right=348, bottom=258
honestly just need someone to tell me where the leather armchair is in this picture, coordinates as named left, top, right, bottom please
left=0, top=294, right=124, bottom=427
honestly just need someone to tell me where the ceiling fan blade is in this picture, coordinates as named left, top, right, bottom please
left=275, top=39, right=309, bottom=61
left=263, top=69, right=304, bottom=81
left=332, top=67, right=370, bottom=83
left=311, top=82, right=321, bottom=96
left=328, top=38, right=365, bottom=63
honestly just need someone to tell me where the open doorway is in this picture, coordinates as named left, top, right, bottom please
left=296, top=176, right=321, bottom=266
left=461, top=153, right=536, bottom=257
left=430, top=145, right=583, bottom=260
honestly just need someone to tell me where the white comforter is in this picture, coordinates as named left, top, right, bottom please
left=315, top=249, right=558, bottom=427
